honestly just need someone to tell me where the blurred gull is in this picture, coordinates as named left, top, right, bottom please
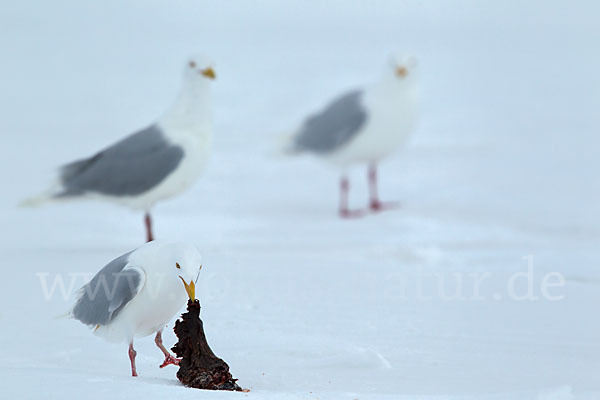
left=70, top=241, right=202, bottom=376
left=286, top=56, right=418, bottom=217
left=22, top=55, right=216, bottom=241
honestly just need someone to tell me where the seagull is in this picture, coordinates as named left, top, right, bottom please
left=286, top=56, right=418, bottom=218
left=70, top=241, right=202, bottom=377
left=22, top=55, right=216, bottom=241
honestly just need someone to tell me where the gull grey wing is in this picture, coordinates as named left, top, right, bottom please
left=71, top=252, right=144, bottom=326
left=58, top=125, right=184, bottom=197
left=293, top=90, right=368, bottom=154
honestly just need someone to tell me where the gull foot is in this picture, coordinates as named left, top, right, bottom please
left=369, top=200, right=399, bottom=212
left=159, top=354, right=181, bottom=368
left=339, top=208, right=367, bottom=219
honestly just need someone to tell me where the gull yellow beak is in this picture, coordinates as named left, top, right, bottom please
left=201, top=67, right=216, bottom=80
left=179, top=276, right=196, bottom=300
left=396, top=66, right=408, bottom=78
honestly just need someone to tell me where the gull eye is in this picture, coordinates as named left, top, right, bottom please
left=176, top=262, right=181, bottom=269
left=189, top=61, right=196, bottom=68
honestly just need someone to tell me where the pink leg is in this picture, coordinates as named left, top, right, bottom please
left=144, top=212, right=154, bottom=242
left=368, top=163, right=399, bottom=212
left=128, top=342, right=138, bottom=377
left=155, top=330, right=180, bottom=368
left=339, top=175, right=366, bottom=218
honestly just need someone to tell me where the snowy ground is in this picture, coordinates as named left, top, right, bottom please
left=1, top=1, right=599, bottom=399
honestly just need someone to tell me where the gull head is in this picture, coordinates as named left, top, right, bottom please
left=172, top=243, right=202, bottom=301
left=146, top=241, right=203, bottom=300
left=183, top=54, right=216, bottom=83
left=387, top=55, right=418, bottom=81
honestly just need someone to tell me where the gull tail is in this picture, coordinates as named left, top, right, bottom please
left=19, top=192, right=53, bottom=207
left=19, top=174, right=69, bottom=207
left=53, top=311, right=73, bottom=320
left=269, top=131, right=302, bottom=159
left=19, top=185, right=64, bottom=207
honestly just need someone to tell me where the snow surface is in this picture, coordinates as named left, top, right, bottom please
left=1, top=1, right=599, bottom=399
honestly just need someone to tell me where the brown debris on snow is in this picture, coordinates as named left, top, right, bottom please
left=171, top=300, right=245, bottom=391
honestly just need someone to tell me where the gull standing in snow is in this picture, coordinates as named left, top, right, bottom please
left=22, top=55, right=216, bottom=241
left=70, top=241, right=202, bottom=376
left=286, top=56, right=418, bottom=218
